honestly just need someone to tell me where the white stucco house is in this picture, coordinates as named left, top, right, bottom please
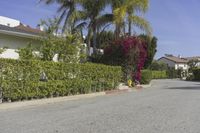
left=158, top=55, right=189, bottom=71
left=0, top=16, right=102, bottom=60
left=0, top=16, right=43, bottom=59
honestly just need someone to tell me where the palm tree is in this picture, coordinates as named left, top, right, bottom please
left=112, top=0, right=152, bottom=37
left=110, top=0, right=125, bottom=38
left=81, top=0, right=113, bottom=54
left=40, top=0, right=81, bottom=33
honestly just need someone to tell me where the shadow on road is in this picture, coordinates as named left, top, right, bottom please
left=167, top=86, right=200, bottom=90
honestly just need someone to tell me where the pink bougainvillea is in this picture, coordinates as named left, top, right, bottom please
left=104, top=36, right=148, bottom=83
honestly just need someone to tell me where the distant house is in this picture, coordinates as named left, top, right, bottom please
left=158, top=55, right=189, bottom=71
left=0, top=16, right=43, bottom=59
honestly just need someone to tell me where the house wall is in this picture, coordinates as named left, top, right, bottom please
left=175, top=63, right=188, bottom=70
left=158, top=58, right=188, bottom=70
left=0, top=33, right=41, bottom=59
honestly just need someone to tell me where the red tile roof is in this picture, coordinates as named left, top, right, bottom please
left=14, top=24, right=44, bottom=35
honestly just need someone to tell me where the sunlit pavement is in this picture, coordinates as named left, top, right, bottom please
left=1, top=79, right=200, bottom=133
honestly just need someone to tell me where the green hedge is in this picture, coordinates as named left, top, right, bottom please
left=193, top=68, right=200, bottom=81
left=152, top=71, right=167, bottom=79
left=0, top=59, right=122, bottom=102
left=141, top=70, right=152, bottom=84
left=141, top=70, right=168, bottom=84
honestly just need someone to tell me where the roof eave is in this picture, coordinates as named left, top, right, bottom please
left=0, top=29, right=41, bottom=39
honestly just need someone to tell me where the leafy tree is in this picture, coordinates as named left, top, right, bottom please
left=39, top=17, right=60, bottom=34
left=57, top=34, right=81, bottom=63
left=149, top=61, right=168, bottom=71
left=0, top=47, right=6, bottom=54
left=139, top=35, right=157, bottom=68
left=188, top=59, right=199, bottom=72
left=17, top=43, right=38, bottom=60
left=41, top=0, right=152, bottom=55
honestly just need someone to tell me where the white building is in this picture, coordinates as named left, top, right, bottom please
left=158, top=55, right=189, bottom=70
left=0, top=16, right=43, bottom=59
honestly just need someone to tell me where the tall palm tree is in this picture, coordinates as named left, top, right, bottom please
left=40, top=0, right=81, bottom=33
left=110, top=0, right=125, bottom=38
left=113, top=0, right=152, bottom=37
left=81, top=0, right=113, bottom=54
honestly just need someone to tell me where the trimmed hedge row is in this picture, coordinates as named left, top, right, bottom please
left=141, top=70, right=152, bottom=84
left=152, top=71, right=167, bottom=79
left=193, top=68, right=200, bottom=81
left=0, top=59, right=122, bottom=102
left=141, top=70, right=168, bottom=84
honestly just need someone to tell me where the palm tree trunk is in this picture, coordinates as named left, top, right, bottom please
left=86, top=28, right=92, bottom=56
left=93, top=26, right=97, bottom=55
left=128, top=20, right=132, bottom=36
left=115, top=24, right=120, bottom=39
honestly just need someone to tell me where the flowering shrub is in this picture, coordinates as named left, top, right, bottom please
left=103, top=36, right=148, bottom=83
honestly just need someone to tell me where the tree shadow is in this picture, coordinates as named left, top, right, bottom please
left=167, top=86, right=200, bottom=90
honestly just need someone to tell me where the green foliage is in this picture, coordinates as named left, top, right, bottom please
left=188, top=59, right=199, bottom=72
left=150, top=61, right=168, bottom=71
left=139, top=35, right=157, bottom=69
left=140, top=70, right=152, bottom=84
left=166, top=68, right=178, bottom=79
left=56, top=34, right=81, bottom=63
left=39, top=17, right=59, bottom=34
left=16, top=43, right=38, bottom=60
left=17, top=33, right=84, bottom=63
left=41, top=0, right=151, bottom=54
left=152, top=71, right=167, bottom=79
left=0, top=47, right=7, bottom=54
left=193, top=68, right=200, bottom=81
left=39, top=35, right=59, bottom=61
left=91, top=31, right=115, bottom=49
left=0, top=58, right=121, bottom=102
left=140, top=70, right=168, bottom=84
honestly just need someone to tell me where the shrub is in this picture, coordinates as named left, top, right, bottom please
left=193, top=68, right=200, bottom=81
left=103, top=36, right=148, bottom=82
left=0, top=59, right=122, bottom=102
left=140, top=70, right=152, bottom=84
left=152, top=71, right=167, bottom=79
left=166, top=68, right=178, bottom=79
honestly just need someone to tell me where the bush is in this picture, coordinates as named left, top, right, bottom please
left=166, top=68, right=178, bottom=79
left=152, top=71, right=167, bottom=79
left=140, top=70, right=152, bottom=84
left=193, top=68, right=200, bottom=81
left=0, top=59, right=122, bottom=102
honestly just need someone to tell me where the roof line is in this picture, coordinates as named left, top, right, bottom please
left=158, top=57, right=188, bottom=63
left=0, top=29, right=40, bottom=39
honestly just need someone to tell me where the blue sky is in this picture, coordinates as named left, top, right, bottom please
left=0, top=0, right=199, bottom=58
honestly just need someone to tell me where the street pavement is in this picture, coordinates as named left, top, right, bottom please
left=0, top=79, right=200, bottom=133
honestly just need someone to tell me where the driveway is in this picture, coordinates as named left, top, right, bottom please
left=0, top=79, right=200, bottom=133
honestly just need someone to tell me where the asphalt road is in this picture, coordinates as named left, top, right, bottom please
left=1, top=79, right=200, bottom=133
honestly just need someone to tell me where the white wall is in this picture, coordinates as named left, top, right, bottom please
left=0, top=33, right=41, bottom=59
left=175, top=63, right=188, bottom=70
left=0, top=16, right=20, bottom=27
left=159, top=58, right=188, bottom=70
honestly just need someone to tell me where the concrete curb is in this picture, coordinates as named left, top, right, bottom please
left=105, top=89, right=132, bottom=95
left=0, top=92, right=105, bottom=110
left=140, top=83, right=152, bottom=88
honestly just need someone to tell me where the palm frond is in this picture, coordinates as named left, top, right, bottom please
left=129, top=15, right=152, bottom=35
